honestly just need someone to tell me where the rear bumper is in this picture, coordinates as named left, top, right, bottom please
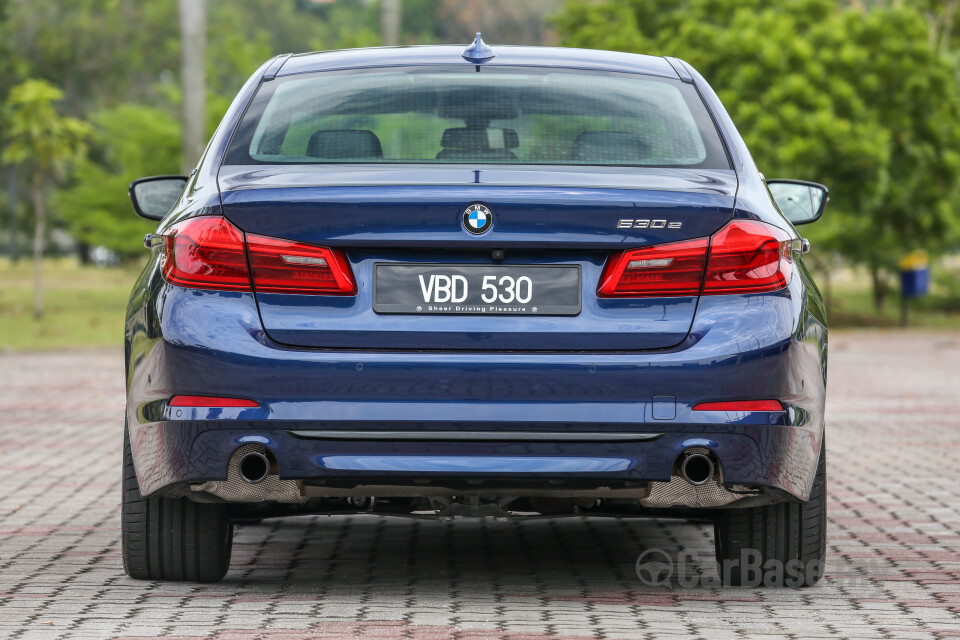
left=125, top=280, right=826, bottom=503
left=131, top=422, right=811, bottom=499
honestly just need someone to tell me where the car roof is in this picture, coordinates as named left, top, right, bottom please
left=275, top=45, right=682, bottom=80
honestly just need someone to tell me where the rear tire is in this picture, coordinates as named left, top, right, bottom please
left=121, top=423, right=233, bottom=582
left=714, top=441, right=826, bottom=587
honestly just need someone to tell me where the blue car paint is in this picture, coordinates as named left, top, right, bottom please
left=274, top=45, right=683, bottom=80
left=124, top=46, right=827, bottom=506
left=255, top=251, right=701, bottom=351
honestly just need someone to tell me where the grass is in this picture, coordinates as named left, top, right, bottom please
left=0, top=258, right=957, bottom=352
left=823, top=273, right=960, bottom=329
left=0, top=258, right=143, bottom=352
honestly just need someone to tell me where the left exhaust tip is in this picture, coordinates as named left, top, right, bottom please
left=238, top=451, right=270, bottom=484
left=679, top=452, right=715, bottom=486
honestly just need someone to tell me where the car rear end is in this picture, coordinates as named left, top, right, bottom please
left=123, top=47, right=827, bottom=585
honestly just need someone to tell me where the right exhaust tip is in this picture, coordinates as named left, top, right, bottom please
left=680, top=453, right=715, bottom=486
left=238, top=451, right=270, bottom=484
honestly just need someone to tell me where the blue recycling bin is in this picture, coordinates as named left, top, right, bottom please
left=900, top=267, right=930, bottom=298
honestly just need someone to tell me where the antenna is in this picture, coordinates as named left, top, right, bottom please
left=461, top=32, right=496, bottom=63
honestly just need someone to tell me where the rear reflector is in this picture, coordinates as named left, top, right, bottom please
left=169, top=395, right=259, bottom=408
left=599, top=220, right=793, bottom=298
left=598, top=238, right=708, bottom=297
left=162, top=217, right=251, bottom=291
left=159, top=216, right=356, bottom=296
left=247, top=234, right=356, bottom=295
left=693, top=400, right=784, bottom=411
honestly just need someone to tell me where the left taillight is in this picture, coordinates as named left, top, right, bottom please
left=162, top=216, right=251, bottom=291
left=247, top=234, right=356, bottom=295
left=161, top=216, right=356, bottom=295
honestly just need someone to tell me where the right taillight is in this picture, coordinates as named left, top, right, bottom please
left=702, top=220, right=792, bottom=295
left=598, top=220, right=792, bottom=298
left=597, top=238, right=708, bottom=297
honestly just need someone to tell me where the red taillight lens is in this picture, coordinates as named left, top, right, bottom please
left=702, top=220, right=792, bottom=295
left=169, top=395, right=259, bottom=408
left=693, top=400, right=784, bottom=411
left=598, top=220, right=793, bottom=298
left=247, top=234, right=356, bottom=295
left=162, top=217, right=251, bottom=291
left=597, top=238, right=708, bottom=297
left=160, top=216, right=356, bottom=296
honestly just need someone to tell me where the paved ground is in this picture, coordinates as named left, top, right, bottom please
left=1, top=332, right=959, bottom=639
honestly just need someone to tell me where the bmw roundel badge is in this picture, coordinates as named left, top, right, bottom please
left=462, top=203, right=492, bottom=235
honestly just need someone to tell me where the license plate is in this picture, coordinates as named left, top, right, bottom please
left=374, top=264, right=581, bottom=315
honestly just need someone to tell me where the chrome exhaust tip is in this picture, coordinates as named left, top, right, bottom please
left=238, top=451, right=270, bottom=484
left=680, top=453, right=715, bottom=486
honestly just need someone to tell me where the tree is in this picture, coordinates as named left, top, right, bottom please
left=180, top=0, right=207, bottom=172
left=556, top=0, right=960, bottom=310
left=0, top=0, right=28, bottom=259
left=2, top=80, right=90, bottom=318
left=3, top=0, right=180, bottom=116
left=437, top=0, right=564, bottom=45
left=55, top=104, right=180, bottom=260
left=381, top=0, right=401, bottom=46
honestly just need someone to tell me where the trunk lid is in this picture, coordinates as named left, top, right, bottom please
left=219, top=166, right=737, bottom=351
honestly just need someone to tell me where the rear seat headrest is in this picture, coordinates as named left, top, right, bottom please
left=571, top=131, right=646, bottom=163
left=306, top=130, right=383, bottom=159
left=440, top=127, right=519, bottom=150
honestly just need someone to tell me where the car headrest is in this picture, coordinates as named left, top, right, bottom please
left=440, top=128, right=519, bottom=150
left=570, top=131, right=647, bottom=163
left=306, top=130, right=383, bottom=159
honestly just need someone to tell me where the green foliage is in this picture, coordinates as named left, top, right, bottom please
left=1, top=0, right=390, bottom=126
left=308, top=0, right=382, bottom=51
left=556, top=0, right=960, bottom=295
left=3, top=79, right=91, bottom=318
left=55, top=104, right=180, bottom=259
left=2, top=0, right=392, bottom=259
left=3, top=1, right=180, bottom=114
left=3, top=80, right=90, bottom=178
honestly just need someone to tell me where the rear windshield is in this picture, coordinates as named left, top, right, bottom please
left=225, top=65, right=729, bottom=169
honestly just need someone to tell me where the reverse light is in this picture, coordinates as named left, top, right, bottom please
left=598, top=220, right=793, bottom=298
left=247, top=234, right=356, bottom=295
left=693, top=400, right=784, bottom=412
left=160, top=216, right=356, bottom=295
left=598, top=238, right=708, bottom=297
left=169, top=395, right=260, bottom=408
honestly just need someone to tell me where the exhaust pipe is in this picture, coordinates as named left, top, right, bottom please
left=238, top=451, right=270, bottom=484
left=679, top=452, right=715, bottom=486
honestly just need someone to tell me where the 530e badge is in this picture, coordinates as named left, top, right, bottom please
left=618, top=219, right=683, bottom=229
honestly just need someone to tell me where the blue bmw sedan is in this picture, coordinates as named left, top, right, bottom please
left=123, top=36, right=829, bottom=586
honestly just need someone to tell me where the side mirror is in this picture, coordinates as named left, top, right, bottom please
left=766, top=179, right=829, bottom=225
left=129, top=175, right=188, bottom=220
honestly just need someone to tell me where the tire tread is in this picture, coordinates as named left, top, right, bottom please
left=714, top=442, right=827, bottom=587
left=121, top=425, right=232, bottom=582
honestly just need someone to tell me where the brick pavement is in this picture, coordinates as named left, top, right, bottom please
left=0, top=331, right=958, bottom=639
